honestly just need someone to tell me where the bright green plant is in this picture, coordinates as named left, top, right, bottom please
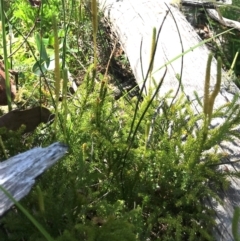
left=1, top=1, right=240, bottom=241
left=203, top=53, right=222, bottom=124
left=0, top=185, right=55, bottom=241
left=3, top=53, right=236, bottom=240
left=32, top=32, right=51, bottom=76
left=9, top=0, right=60, bottom=32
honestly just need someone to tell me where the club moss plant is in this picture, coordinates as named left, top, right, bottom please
left=0, top=0, right=240, bottom=240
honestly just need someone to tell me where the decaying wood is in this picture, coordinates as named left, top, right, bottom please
left=0, top=106, right=54, bottom=134
left=181, top=0, right=240, bottom=32
left=181, top=0, right=232, bottom=8
left=0, top=142, right=68, bottom=217
left=98, top=0, right=240, bottom=240
left=206, top=9, right=240, bottom=31
left=99, top=0, right=238, bottom=108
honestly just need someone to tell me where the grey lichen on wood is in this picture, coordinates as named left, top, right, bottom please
left=0, top=142, right=68, bottom=216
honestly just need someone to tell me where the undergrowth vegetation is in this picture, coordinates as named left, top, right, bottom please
left=0, top=0, right=240, bottom=240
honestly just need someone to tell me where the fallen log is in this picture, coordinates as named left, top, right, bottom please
left=181, top=0, right=232, bottom=8
left=0, top=142, right=68, bottom=217
left=99, top=0, right=240, bottom=240
left=181, top=0, right=240, bottom=32
left=206, top=8, right=240, bottom=31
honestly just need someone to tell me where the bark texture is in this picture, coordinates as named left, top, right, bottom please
left=98, top=0, right=240, bottom=240
left=0, top=142, right=68, bottom=217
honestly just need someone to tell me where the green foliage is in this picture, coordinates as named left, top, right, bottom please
left=56, top=209, right=136, bottom=241
left=0, top=126, right=33, bottom=159
left=219, top=1, right=240, bottom=75
left=232, top=207, right=240, bottom=241
left=1, top=1, right=240, bottom=241
left=32, top=32, right=51, bottom=75
left=3, top=69, right=239, bottom=240
left=8, top=0, right=60, bottom=32
left=0, top=0, right=12, bottom=110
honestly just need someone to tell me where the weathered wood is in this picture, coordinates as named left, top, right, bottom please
left=207, top=8, right=240, bottom=31
left=181, top=0, right=232, bottom=8
left=181, top=0, right=240, bottom=32
left=0, top=142, right=68, bottom=216
left=98, top=0, right=240, bottom=240
left=99, top=0, right=236, bottom=106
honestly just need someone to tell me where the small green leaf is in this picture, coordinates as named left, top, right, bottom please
left=58, top=29, right=65, bottom=38
left=35, top=32, right=50, bottom=66
left=48, top=35, right=54, bottom=47
left=32, top=59, right=48, bottom=76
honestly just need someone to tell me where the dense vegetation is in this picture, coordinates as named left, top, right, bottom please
left=0, top=0, right=240, bottom=240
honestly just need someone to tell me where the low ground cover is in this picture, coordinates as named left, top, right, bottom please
left=0, top=0, right=240, bottom=240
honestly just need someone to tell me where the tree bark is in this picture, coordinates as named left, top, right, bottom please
left=98, top=0, right=240, bottom=240
left=207, top=8, right=240, bottom=31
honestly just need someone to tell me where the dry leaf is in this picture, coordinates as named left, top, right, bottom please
left=0, top=106, right=54, bottom=133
